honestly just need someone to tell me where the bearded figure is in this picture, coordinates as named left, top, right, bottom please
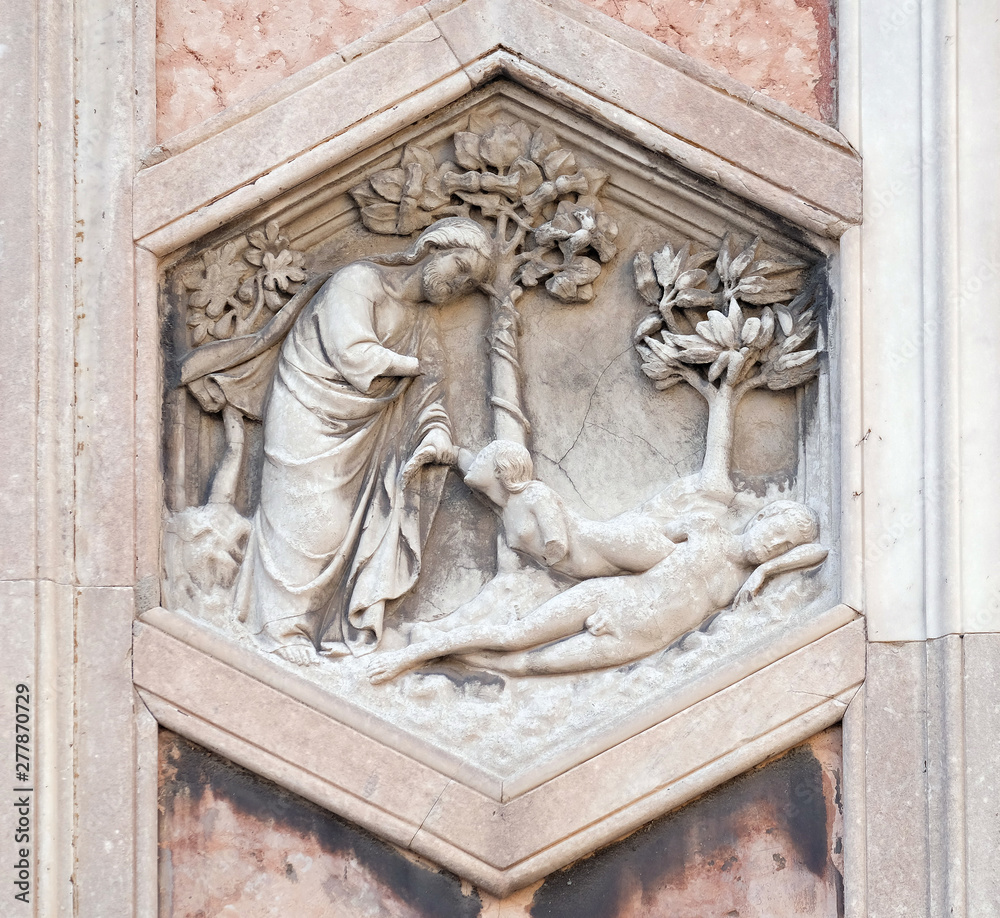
left=231, top=218, right=497, bottom=664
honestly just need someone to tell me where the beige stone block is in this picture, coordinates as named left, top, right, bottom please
left=134, top=246, right=163, bottom=591
left=0, top=0, right=40, bottom=582
left=963, top=634, right=1000, bottom=918
left=32, top=579, right=76, bottom=916
left=73, top=0, right=138, bottom=587
left=862, top=642, right=931, bottom=918
left=132, top=623, right=452, bottom=828
left=76, top=587, right=137, bottom=918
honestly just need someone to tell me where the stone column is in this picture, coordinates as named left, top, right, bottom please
left=840, top=0, right=1000, bottom=914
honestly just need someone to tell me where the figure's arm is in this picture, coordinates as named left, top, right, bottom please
left=663, top=508, right=718, bottom=543
left=734, top=543, right=829, bottom=608
left=530, top=491, right=570, bottom=567
left=316, top=266, right=420, bottom=392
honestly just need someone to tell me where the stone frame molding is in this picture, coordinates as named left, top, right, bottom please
left=128, top=0, right=864, bottom=895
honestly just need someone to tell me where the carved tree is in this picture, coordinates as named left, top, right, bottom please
left=177, top=220, right=307, bottom=504
left=351, top=114, right=618, bottom=446
left=634, top=234, right=821, bottom=494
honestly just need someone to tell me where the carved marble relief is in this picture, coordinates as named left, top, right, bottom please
left=159, top=90, right=837, bottom=777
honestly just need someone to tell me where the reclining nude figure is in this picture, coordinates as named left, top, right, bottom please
left=369, top=443, right=828, bottom=683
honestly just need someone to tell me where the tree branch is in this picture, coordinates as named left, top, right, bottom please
left=678, top=364, right=712, bottom=400
left=735, top=369, right=767, bottom=400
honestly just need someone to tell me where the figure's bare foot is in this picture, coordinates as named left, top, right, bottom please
left=273, top=644, right=319, bottom=666
left=368, top=649, right=419, bottom=684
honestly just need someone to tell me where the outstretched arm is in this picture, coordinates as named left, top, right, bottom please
left=734, top=543, right=829, bottom=608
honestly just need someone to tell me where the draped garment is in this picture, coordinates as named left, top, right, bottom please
left=232, top=264, right=450, bottom=655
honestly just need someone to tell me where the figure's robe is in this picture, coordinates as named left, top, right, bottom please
left=227, top=264, right=450, bottom=655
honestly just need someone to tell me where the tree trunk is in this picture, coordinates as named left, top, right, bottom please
left=208, top=405, right=245, bottom=505
left=699, top=384, right=739, bottom=496
left=487, top=267, right=530, bottom=448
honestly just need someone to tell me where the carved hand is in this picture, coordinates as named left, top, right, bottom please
left=585, top=610, right=619, bottom=638
left=733, top=569, right=766, bottom=610
left=400, top=429, right=456, bottom=487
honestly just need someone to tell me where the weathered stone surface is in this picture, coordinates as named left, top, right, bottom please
left=159, top=726, right=844, bottom=916
left=154, top=0, right=835, bottom=140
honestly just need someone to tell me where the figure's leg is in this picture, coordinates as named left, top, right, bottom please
left=461, top=629, right=653, bottom=675
left=368, top=582, right=605, bottom=683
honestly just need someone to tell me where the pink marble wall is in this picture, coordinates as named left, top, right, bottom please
left=155, top=0, right=836, bottom=141
left=159, top=727, right=844, bottom=917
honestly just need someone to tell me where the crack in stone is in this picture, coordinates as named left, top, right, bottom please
left=556, top=344, right=633, bottom=464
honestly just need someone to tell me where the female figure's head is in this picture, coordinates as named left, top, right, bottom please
left=465, top=440, right=534, bottom=503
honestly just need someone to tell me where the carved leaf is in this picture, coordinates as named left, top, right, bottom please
left=670, top=334, right=722, bottom=364
left=707, top=310, right=737, bottom=348
left=716, top=232, right=732, bottom=283
left=652, top=244, right=685, bottom=289
left=749, top=256, right=808, bottom=276
left=674, top=289, right=719, bottom=309
left=581, top=168, right=609, bottom=197
left=765, top=354, right=819, bottom=390
left=455, top=192, right=505, bottom=217
left=401, top=144, right=437, bottom=176
left=634, top=313, right=664, bottom=341
left=467, top=111, right=495, bottom=136
left=453, top=132, right=483, bottom=170
left=775, top=305, right=794, bottom=336
left=644, top=334, right=681, bottom=363
left=675, top=268, right=708, bottom=290
left=530, top=129, right=561, bottom=165
left=634, top=253, right=661, bottom=306
left=696, top=319, right=719, bottom=345
left=370, top=168, right=407, bottom=203
left=727, top=298, right=744, bottom=336
left=741, top=316, right=762, bottom=346
left=349, top=180, right=382, bottom=209
left=518, top=258, right=554, bottom=287
left=542, top=149, right=577, bottom=180
left=360, top=203, right=402, bottom=235
left=546, top=256, right=601, bottom=302
left=740, top=290, right=798, bottom=305
left=729, top=236, right=760, bottom=281
left=510, top=156, right=544, bottom=196
left=687, top=250, right=719, bottom=270
left=707, top=351, right=730, bottom=382
left=479, top=124, right=523, bottom=170
left=726, top=349, right=747, bottom=384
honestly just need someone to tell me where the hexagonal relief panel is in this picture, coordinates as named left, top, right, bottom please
left=135, top=4, right=863, bottom=895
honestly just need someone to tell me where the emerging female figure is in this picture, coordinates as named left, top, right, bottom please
left=459, top=440, right=677, bottom=579
left=233, top=218, right=497, bottom=664
left=368, top=499, right=828, bottom=682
